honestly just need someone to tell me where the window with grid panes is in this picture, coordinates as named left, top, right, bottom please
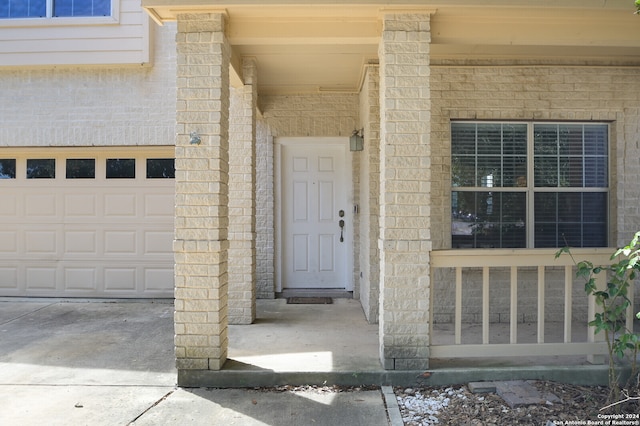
left=0, top=0, right=110, bottom=18
left=451, top=122, right=608, bottom=249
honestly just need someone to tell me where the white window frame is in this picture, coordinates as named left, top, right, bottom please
left=0, top=0, right=118, bottom=27
left=451, top=120, right=610, bottom=249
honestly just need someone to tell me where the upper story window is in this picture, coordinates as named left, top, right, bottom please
left=451, top=121, right=609, bottom=249
left=0, top=0, right=111, bottom=19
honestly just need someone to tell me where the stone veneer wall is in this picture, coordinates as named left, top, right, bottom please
left=228, top=58, right=258, bottom=324
left=430, top=65, right=640, bottom=323
left=255, top=120, right=275, bottom=299
left=260, top=94, right=358, bottom=138
left=358, top=66, right=381, bottom=324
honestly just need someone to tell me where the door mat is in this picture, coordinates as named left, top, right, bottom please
left=286, top=297, right=333, bottom=305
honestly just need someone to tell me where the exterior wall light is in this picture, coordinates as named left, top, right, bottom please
left=189, top=131, right=201, bottom=145
left=350, top=128, right=364, bottom=152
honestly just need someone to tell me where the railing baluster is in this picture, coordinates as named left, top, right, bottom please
left=627, top=277, right=635, bottom=334
left=455, top=266, right=462, bottom=345
left=564, top=265, right=573, bottom=343
left=537, top=266, right=545, bottom=344
left=510, top=266, right=518, bottom=344
left=587, top=272, right=606, bottom=364
left=483, top=266, right=489, bottom=345
left=429, top=265, right=434, bottom=347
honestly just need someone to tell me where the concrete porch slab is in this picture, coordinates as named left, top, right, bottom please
left=181, top=298, right=612, bottom=388
left=228, top=299, right=381, bottom=372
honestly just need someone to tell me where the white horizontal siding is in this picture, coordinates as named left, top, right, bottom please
left=0, top=0, right=151, bottom=66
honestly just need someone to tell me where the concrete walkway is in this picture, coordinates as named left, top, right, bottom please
left=0, top=299, right=400, bottom=426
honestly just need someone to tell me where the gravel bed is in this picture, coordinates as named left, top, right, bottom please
left=394, top=382, right=640, bottom=426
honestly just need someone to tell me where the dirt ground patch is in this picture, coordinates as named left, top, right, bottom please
left=395, top=381, right=640, bottom=425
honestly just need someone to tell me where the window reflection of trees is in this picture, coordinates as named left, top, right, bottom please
left=0, top=159, right=16, bottom=179
left=66, top=159, right=95, bottom=179
left=106, top=159, right=135, bottom=179
left=452, top=122, right=608, bottom=249
left=26, top=159, right=55, bottom=179
left=146, top=159, right=175, bottom=179
left=451, top=123, right=527, bottom=248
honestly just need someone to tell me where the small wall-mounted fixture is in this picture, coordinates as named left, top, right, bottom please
left=350, top=128, right=364, bottom=152
left=189, top=131, right=201, bottom=145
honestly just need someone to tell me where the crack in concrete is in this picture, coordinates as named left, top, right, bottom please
left=128, top=389, right=176, bottom=425
left=0, top=302, right=56, bottom=326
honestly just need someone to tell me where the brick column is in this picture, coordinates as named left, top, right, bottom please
left=174, top=12, right=230, bottom=373
left=228, top=58, right=257, bottom=325
left=378, top=12, right=432, bottom=370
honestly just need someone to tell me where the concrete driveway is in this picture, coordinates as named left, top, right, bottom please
left=0, top=299, right=176, bottom=425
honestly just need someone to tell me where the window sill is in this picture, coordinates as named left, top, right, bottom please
left=0, top=15, right=118, bottom=28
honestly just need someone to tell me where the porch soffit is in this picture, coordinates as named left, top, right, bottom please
left=142, top=1, right=640, bottom=95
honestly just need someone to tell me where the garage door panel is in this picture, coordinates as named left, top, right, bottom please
left=64, top=231, right=98, bottom=255
left=25, top=230, right=58, bottom=254
left=0, top=231, right=18, bottom=253
left=145, top=193, right=174, bottom=217
left=104, top=231, right=137, bottom=254
left=0, top=193, right=18, bottom=216
left=104, top=268, right=137, bottom=292
left=104, top=194, right=137, bottom=217
left=26, top=267, right=58, bottom=290
left=64, top=268, right=98, bottom=291
left=25, top=194, right=58, bottom=217
left=64, top=193, right=98, bottom=217
left=144, top=268, right=173, bottom=291
left=144, top=231, right=173, bottom=254
left=0, top=267, right=18, bottom=289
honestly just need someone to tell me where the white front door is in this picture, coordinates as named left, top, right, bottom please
left=280, top=139, right=349, bottom=290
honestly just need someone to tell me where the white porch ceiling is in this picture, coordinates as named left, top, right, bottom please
left=142, top=1, right=640, bottom=96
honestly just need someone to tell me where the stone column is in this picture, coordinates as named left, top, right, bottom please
left=228, top=58, right=257, bottom=325
left=174, top=12, right=231, bottom=373
left=378, top=12, right=432, bottom=370
left=359, top=65, right=381, bottom=324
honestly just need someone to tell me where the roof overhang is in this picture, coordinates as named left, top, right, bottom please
left=141, top=1, right=640, bottom=95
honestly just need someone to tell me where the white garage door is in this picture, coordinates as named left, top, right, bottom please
left=0, top=147, right=175, bottom=298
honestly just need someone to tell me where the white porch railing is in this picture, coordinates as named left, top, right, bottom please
left=429, top=248, right=634, bottom=364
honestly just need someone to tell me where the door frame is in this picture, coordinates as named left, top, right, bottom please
left=274, top=137, right=354, bottom=293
